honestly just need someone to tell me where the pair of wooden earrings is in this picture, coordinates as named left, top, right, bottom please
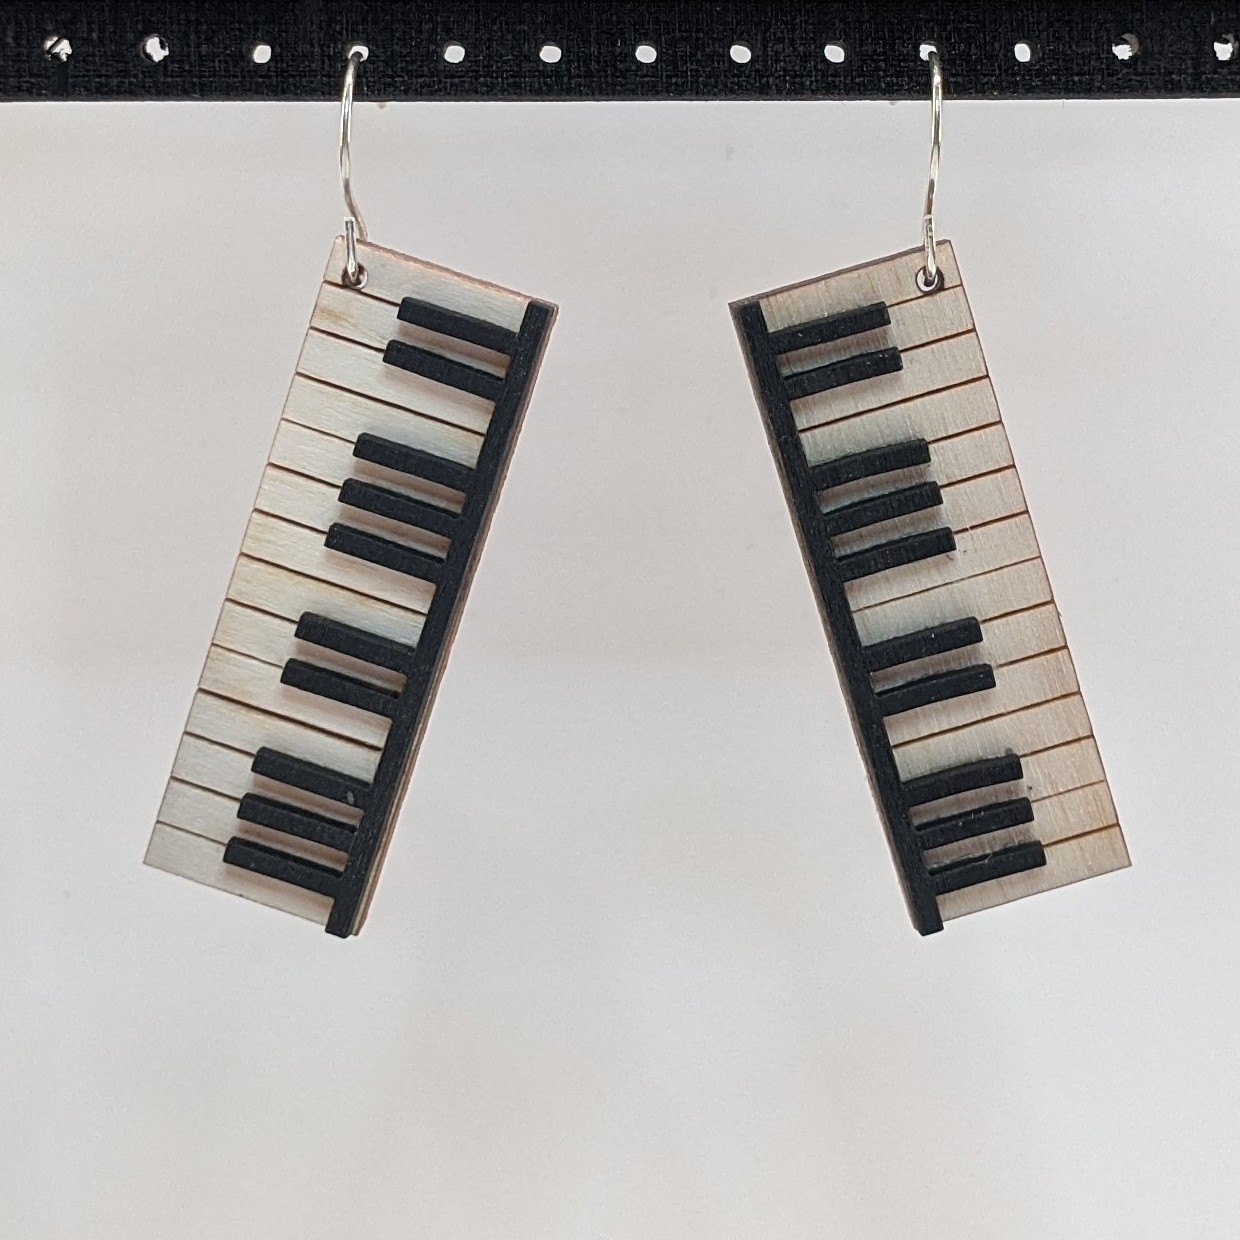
left=146, top=51, right=1126, bottom=938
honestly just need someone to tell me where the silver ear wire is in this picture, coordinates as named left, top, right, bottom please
left=917, top=48, right=944, bottom=294
left=339, top=45, right=370, bottom=288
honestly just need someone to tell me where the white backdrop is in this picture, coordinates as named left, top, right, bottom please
left=2, top=98, right=1238, bottom=1239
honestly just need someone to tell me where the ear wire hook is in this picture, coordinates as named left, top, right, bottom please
left=339, top=45, right=369, bottom=288
left=917, top=48, right=944, bottom=294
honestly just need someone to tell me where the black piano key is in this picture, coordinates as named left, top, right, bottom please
left=251, top=746, right=372, bottom=810
left=326, top=523, right=444, bottom=584
left=810, top=439, right=931, bottom=491
left=295, top=613, right=414, bottom=674
left=782, top=346, right=902, bottom=401
left=902, top=754, right=1025, bottom=808
left=237, top=793, right=356, bottom=853
left=397, top=297, right=518, bottom=355
left=281, top=658, right=400, bottom=718
left=338, top=478, right=459, bottom=540
left=836, top=527, right=956, bottom=582
left=916, top=797, right=1035, bottom=852
left=927, top=841, right=1047, bottom=897
left=822, top=481, right=943, bottom=537
left=863, top=617, right=984, bottom=673
left=223, top=836, right=343, bottom=898
left=767, top=302, right=891, bottom=356
left=383, top=338, right=504, bottom=401
left=876, top=664, right=996, bottom=717
left=353, top=432, right=474, bottom=494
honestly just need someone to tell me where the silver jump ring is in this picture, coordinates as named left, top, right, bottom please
left=339, top=47, right=369, bottom=288
left=917, top=49, right=944, bottom=294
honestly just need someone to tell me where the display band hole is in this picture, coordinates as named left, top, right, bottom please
left=1112, top=33, right=1140, bottom=60
left=42, top=34, right=72, bottom=62
left=729, top=42, right=753, bottom=64
left=1014, top=41, right=1037, bottom=63
left=919, top=41, right=940, bottom=61
left=250, top=42, right=272, bottom=65
left=824, top=42, right=846, bottom=64
left=1214, top=35, right=1238, bottom=61
left=141, top=34, right=169, bottom=63
left=443, top=41, right=465, bottom=64
left=539, top=42, right=562, bottom=64
left=635, top=42, right=657, bottom=64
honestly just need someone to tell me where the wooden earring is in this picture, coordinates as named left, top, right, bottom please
left=145, top=49, right=556, bottom=937
left=731, top=52, right=1127, bottom=935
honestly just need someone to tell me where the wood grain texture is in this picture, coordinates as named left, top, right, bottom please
left=146, top=236, right=555, bottom=935
left=733, top=240, right=1127, bottom=933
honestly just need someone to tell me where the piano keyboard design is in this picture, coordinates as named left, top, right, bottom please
left=146, top=237, right=555, bottom=936
left=732, top=242, right=1127, bottom=934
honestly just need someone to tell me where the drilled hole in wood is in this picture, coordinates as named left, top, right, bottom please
left=1112, top=33, right=1140, bottom=61
left=539, top=42, right=562, bottom=64
left=824, top=42, right=847, bottom=64
left=443, top=41, right=465, bottom=64
left=635, top=42, right=657, bottom=64
left=1014, top=40, right=1037, bottom=64
left=250, top=42, right=272, bottom=65
left=1214, top=34, right=1237, bottom=62
left=141, top=34, right=169, bottom=63
left=729, top=42, right=753, bottom=65
left=42, top=34, right=72, bottom=62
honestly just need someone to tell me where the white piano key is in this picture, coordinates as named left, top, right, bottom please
left=853, top=557, right=1052, bottom=645
left=171, top=733, right=365, bottom=822
left=201, top=645, right=390, bottom=747
left=870, top=603, right=1067, bottom=697
left=157, top=778, right=243, bottom=844
left=885, top=648, right=1079, bottom=747
left=800, top=378, right=999, bottom=457
left=312, top=282, right=510, bottom=374
left=1023, top=737, right=1107, bottom=802
left=938, top=825, right=1129, bottom=922
left=241, top=511, right=436, bottom=614
left=922, top=781, right=1119, bottom=870
left=844, top=513, right=1040, bottom=612
left=146, top=823, right=332, bottom=925
left=298, top=330, right=493, bottom=436
left=214, top=600, right=405, bottom=692
left=894, top=694, right=1093, bottom=782
left=186, top=692, right=379, bottom=780
left=323, top=235, right=528, bottom=334
left=270, top=418, right=466, bottom=513
left=759, top=242, right=962, bottom=334
left=170, top=732, right=255, bottom=801
left=904, top=732, right=1105, bottom=830
left=255, top=464, right=339, bottom=530
left=978, top=604, right=1065, bottom=668
left=777, top=284, right=973, bottom=375
left=830, top=466, right=1027, bottom=559
left=255, top=463, right=453, bottom=560
left=270, top=419, right=358, bottom=487
left=931, top=424, right=1015, bottom=485
left=157, top=780, right=347, bottom=868
left=214, top=600, right=295, bottom=667
left=791, top=330, right=987, bottom=431
left=282, top=375, right=482, bottom=469
left=228, top=555, right=424, bottom=644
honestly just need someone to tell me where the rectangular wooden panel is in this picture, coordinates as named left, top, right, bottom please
left=732, top=240, right=1127, bottom=934
left=147, top=237, right=556, bottom=936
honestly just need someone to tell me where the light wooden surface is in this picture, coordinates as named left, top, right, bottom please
left=756, top=240, right=1128, bottom=922
left=145, top=237, right=537, bottom=925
